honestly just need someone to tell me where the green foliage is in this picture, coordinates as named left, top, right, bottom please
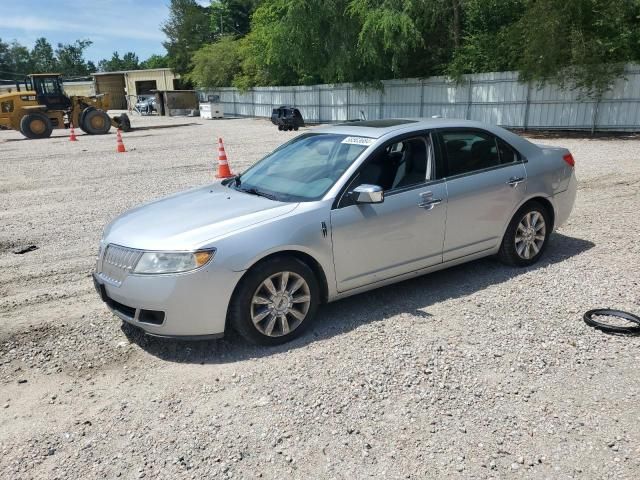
left=447, top=0, right=525, bottom=78
left=98, top=52, right=141, bottom=72
left=0, top=37, right=94, bottom=79
left=210, top=0, right=261, bottom=38
left=348, top=0, right=423, bottom=77
left=162, top=0, right=214, bottom=75
left=176, top=0, right=640, bottom=94
left=31, top=38, right=57, bottom=73
left=55, top=39, right=94, bottom=76
left=6, top=41, right=33, bottom=77
left=188, top=36, right=242, bottom=87
left=512, top=0, right=640, bottom=95
left=140, top=54, right=170, bottom=69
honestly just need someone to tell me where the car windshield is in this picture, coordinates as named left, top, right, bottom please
left=233, top=133, right=370, bottom=202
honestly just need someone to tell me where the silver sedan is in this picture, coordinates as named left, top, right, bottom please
left=93, top=119, right=576, bottom=345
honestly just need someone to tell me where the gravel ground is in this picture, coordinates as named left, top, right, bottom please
left=1, top=114, right=639, bottom=479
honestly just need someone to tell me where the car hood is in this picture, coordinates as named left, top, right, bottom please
left=104, top=183, right=298, bottom=250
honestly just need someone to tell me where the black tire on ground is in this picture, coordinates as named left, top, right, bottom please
left=228, top=256, right=320, bottom=346
left=82, top=109, right=111, bottom=135
left=79, top=106, right=96, bottom=134
left=19, top=112, right=53, bottom=139
left=498, top=200, right=551, bottom=267
left=116, top=113, right=131, bottom=132
left=293, top=125, right=299, bottom=131
left=278, top=125, right=283, bottom=131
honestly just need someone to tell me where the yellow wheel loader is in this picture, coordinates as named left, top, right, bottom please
left=0, top=73, right=131, bottom=139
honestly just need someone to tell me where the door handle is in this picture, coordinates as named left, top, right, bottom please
left=418, top=198, right=442, bottom=210
left=506, top=176, right=525, bottom=187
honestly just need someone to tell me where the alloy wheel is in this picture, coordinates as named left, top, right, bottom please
left=250, top=271, right=311, bottom=337
left=514, top=211, right=546, bottom=260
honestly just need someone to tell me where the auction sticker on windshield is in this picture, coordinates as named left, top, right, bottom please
left=341, top=136, right=376, bottom=146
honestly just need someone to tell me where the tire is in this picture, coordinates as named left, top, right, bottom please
left=19, top=112, right=53, bottom=139
left=79, top=107, right=96, bottom=134
left=498, top=201, right=551, bottom=266
left=293, top=125, right=299, bottom=131
left=278, top=125, right=283, bottom=131
left=115, top=113, right=131, bottom=132
left=82, top=109, right=111, bottom=135
left=228, top=257, right=320, bottom=345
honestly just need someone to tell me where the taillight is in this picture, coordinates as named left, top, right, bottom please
left=563, top=153, right=575, bottom=167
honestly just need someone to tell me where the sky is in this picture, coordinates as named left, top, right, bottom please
left=0, top=0, right=209, bottom=63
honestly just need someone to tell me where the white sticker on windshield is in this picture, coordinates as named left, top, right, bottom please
left=341, top=136, right=375, bottom=146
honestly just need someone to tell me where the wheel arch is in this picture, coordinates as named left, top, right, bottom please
left=522, top=196, right=555, bottom=232
left=235, top=249, right=330, bottom=304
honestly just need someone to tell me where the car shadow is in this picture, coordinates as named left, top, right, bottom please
left=121, top=233, right=594, bottom=364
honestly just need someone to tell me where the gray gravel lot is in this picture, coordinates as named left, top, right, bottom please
left=1, top=114, right=639, bottom=479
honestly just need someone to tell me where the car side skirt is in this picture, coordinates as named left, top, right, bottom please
left=328, top=246, right=498, bottom=302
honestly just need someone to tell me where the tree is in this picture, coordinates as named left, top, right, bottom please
left=162, top=0, right=214, bottom=75
left=447, top=0, right=525, bottom=78
left=98, top=51, right=140, bottom=72
left=210, top=0, right=261, bottom=38
left=31, top=38, right=57, bottom=73
left=140, top=54, right=169, bottom=69
left=238, top=0, right=457, bottom=87
left=242, top=0, right=361, bottom=86
left=3, top=41, right=33, bottom=78
left=189, top=36, right=242, bottom=87
left=512, top=0, right=640, bottom=95
left=55, top=39, right=93, bottom=76
left=0, top=38, right=9, bottom=76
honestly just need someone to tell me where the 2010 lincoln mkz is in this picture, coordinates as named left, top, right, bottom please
left=93, top=119, right=576, bottom=345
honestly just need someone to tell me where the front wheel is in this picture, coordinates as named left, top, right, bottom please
left=498, top=201, right=551, bottom=266
left=228, top=257, right=320, bottom=345
left=82, top=109, right=111, bottom=135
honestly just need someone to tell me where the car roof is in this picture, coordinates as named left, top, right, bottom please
left=313, top=118, right=504, bottom=138
left=312, top=118, right=539, bottom=157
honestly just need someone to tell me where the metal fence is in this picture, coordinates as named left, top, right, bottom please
left=202, top=64, right=640, bottom=132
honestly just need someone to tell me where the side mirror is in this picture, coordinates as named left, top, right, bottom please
left=351, top=184, right=384, bottom=204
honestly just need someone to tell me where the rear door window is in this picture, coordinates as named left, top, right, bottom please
left=496, top=137, right=521, bottom=164
left=440, top=130, right=500, bottom=176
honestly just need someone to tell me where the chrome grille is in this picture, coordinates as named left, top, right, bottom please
left=98, top=244, right=143, bottom=286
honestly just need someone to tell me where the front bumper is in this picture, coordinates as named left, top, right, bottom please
left=93, top=263, right=244, bottom=338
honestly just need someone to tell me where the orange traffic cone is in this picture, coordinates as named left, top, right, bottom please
left=216, top=137, right=234, bottom=178
left=69, top=123, right=78, bottom=141
left=116, top=129, right=126, bottom=153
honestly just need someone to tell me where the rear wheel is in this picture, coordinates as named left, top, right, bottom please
left=20, top=112, right=53, bottom=139
left=82, top=109, right=111, bottom=135
left=498, top=201, right=551, bottom=266
left=228, top=257, right=319, bottom=345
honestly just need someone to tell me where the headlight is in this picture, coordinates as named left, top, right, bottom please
left=133, top=250, right=215, bottom=274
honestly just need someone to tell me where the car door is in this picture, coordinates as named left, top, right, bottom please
left=330, top=132, right=447, bottom=292
left=437, top=129, right=527, bottom=262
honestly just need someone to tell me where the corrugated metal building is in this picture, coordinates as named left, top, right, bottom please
left=93, top=68, right=179, bottom=109
left=62, top=81, right=94, bottom=97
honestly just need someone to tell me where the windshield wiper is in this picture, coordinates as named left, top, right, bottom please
left=237, top=186, right=277, bottom=200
